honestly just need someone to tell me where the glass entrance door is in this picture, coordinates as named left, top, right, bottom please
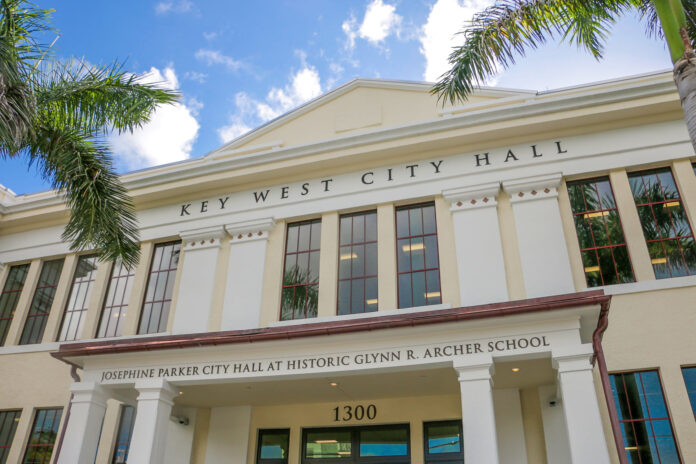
left=302, top=424, right=410, bottom=464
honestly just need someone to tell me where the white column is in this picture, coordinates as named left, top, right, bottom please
left=502, top=173, right=574, bottom=298
left=57, top=382, right=108, bottom=464
left=128, top=379, right=178, bottom=464
left=443, top=182, right=508, bottom=306
left=172, top=226, right=227, bottom=334
left=454, top=355, right=500, bottom=464
left=553, top=348, right=611, bottom=464
left=221, top=218, right=275, bottom=330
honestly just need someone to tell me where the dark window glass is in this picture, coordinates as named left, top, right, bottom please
left=628, top=168, right=696, bottom=278
left=58, top=255, right=98, bottom=341
left=138, top=242, right=181, bottom=334
left=281, top=219, right=321, bottom=321
left=610, top=370, right=681, bottom=463
left=0, top=410, right=21, bottom=464
left=112, top=405, right=135, bottom=464
left=98, top=261, right=135, bottom=338
left=424, top=421, right=463, bottom=463
left=682, top=367, right=696, bottom=419
left=567, top=177, right=635, bottom=287
left=257, top=429, right=290, bottom=464
left=303, top=425, right=409, bottom=463
left=22, top=408, right=62, bottom=464
left=396, top=203, right=441, bottom=308
left=19, top=259, right=64, bottom=345
left=338, top=211, right=378, bottom=315
left=0, top=264, right=29, bottom=346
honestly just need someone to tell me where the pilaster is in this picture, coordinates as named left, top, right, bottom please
left=317, top=212, right=339, bottom=318
left=443, top=182, right=508, bottom=306
left=376, top=203, right=397, bottom=311
left=57, top=382, right=109, bottom=464
left=129, top=379, right=178, bottom=464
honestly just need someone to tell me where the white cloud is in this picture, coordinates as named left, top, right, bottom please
left=217, top=63, right=323, bottom=143
left=109, top=66, right=200, bottom=170
left=184, top=71, right=208, bottom=83
left=155, top=0, right=193, bottom=14
left=195, top=49, right=244, bottom=71
left=343, top=0, right=402, bottom=50
left=203, top=31, right=217, bottom=40
left=420, top=0, right=494, bottom=82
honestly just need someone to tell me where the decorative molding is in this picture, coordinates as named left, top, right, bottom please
left=503, top=173, right=562, bottom=204
left=443, top=182, right=501, bottom=211
left=453, top=354, right=495, bottom=384
left=179, top=225, right=226, bottom=251
left=225, top=217, right=276, bottom=244
left=552, top=345, right=595, bottom=374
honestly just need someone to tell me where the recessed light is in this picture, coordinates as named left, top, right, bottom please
left=511, top=368, right=520, bottom=373
left=329, top=382, right=338, bottom=387
left=178, top=391, right=183, bottom=395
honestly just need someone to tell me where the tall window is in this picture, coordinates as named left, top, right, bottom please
left=19, top=259, right=64, bottom=345
left=58, top=255, right=98, bottom=341
left=567, top=177, right=634, bottom=286
left=682, top=367, right=696, bottom=419
left=423, top=420, right=463, bottom=464
left=610, top=370, right=681, bottom=463
left=0, top=264, right=29, bottom=346
left=112, top=405, right=135, bottom=464
left=0, top=410, right=21, bottom=464
left=138, top=241, right=181, bottom=334
left=281, top=219, right=321, bottom=321
left=98, top=261, right=135, bottom=338
left=396, top=203, right=441, bottom=308
left=22, top=408, right=62, bottom=464
left=257, top=429, right=289, bottom=464
left=628, top=168, right=696, bottom=278
left=338, top=211, right=378, bottom=315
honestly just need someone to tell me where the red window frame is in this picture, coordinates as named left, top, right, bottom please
left=628, top=167, right=696, bottom=278
left=138, top=241, right=181, bottom=334
left=22, top=408, right=62, bottom=464
left=97, top=261, right=135, bottom=338
left=19, top=259, right=64, bottom=345
left=395, top=202, right=441, bottom=309
left=566, top=176, right=635, bottom=286
left=0, top=410, right=21, bottom=464
left=0, top=264, right=29, bottom=346
left=337, top=210, right=378, bottom=315
left=58, top=255, right=98, bottom=341
left=280, top=219, right=321, bottom=321
left=610, top=369, right=682, bottom=463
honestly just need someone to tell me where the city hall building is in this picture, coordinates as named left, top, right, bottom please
left=1, top=70, right=696, bottom=464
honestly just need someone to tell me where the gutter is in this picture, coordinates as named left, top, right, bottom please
left=592, top=298, right=628, bottom=464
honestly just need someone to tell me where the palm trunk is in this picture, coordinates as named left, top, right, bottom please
left=674, top=46, right=696, bottom=154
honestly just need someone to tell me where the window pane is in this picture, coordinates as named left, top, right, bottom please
left=138, top=242, right=181, bottom=334
left=426, top=422, right=461, bottom=454
left=567, top=177, right=634, bottom=287
left=58, top=255, right=98, bottom=342
left=281, top=220, right=321, bottom=321
left=305, top=430, right=352, bottom=458
left=22, top=408, right=62, bottom=464
left=337, top=212, right=378, bottom=315
left=682, top=367, right=696, bottom=419
left=0, top=264, right=29, bottom=346
left=112, top=406, right=135, bottom=464
left=20, top=259, right=64, bottom=345
left=629, top=168, right=696, bottom=279
left=359, top=427, right=408, bottom=456
left=259, top=430, right=289, bottom=461
left=0, top=410, right=21, bottom=464
left=97, top=261, right=134, bottom=338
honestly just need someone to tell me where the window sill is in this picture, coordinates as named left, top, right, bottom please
left=269, top=303, right=452, bottom=328
left=599, top=275, right=696, bottom=295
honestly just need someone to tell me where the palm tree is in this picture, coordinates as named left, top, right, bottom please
left=0, top=1, right=178, bottom=268
left=432, top=1, right=696, bottom=152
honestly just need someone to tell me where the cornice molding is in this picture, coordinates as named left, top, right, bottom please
left=503, top=173, right=562, bottom=204
left=443, top=182, right=501, bottom=211
left=225, top=217, right=275, bottom=244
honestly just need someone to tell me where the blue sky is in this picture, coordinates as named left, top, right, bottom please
left=1, top=0, right=674, bottom=194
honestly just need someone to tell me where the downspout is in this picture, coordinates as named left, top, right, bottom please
left=52, top=364, right=81, bottom=464
left=592, top=300, right=628, bottom=464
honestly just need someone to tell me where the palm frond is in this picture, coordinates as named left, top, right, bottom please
left=35, top=60, right=179, bottom=137
left=432, top=0, right=635, bottom=105
left=638, top=0, right=696, bottom=47
left=28, top=123, right=141, bottom=268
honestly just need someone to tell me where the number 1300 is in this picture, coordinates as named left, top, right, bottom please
left=333, top=404, right=377, bottom=421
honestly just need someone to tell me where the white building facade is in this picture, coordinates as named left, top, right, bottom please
left=1, top=71, right=695, bottom=464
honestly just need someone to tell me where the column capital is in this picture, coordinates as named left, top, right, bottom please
left=135, top=378, right=178, bottom=404
left=226, top=217, right=275, bottom=243
left=503, top=173, right=562, bottom=204
left=552, top=345, right=594, bottom=374
left=443, top=182, right=500, bottom=211
left=453, top=354, right=495, bottom=382
left=69, top=381, right=109, bottom=408
left=180, top=225, right=226, bottom=251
